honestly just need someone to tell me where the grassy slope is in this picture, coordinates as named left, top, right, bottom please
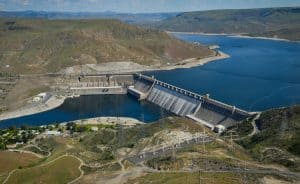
left=1, top=137, right=80, bottom=184
left=0, top=151, right=40, bottom=183
left=0, top=18, right=213, bottom=74
left=6, top=156, right=81, bottom=184
left=149, top=7, right=300, bottom=41
left=237, top=105, right=300, bottom=170
left=126, top=172, right=247, bottom=184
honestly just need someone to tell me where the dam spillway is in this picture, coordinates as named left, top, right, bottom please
left=128, top=73, right=253, bottom=132
left=147, top=84, right=199, bottom=116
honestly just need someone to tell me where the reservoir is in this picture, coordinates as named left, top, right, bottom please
left=0, top=33, right=300, bottom=128
left=149, top=33, right=300, bottom=111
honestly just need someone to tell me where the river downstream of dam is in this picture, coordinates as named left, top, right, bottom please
left=0, top=33, right=300, bottom=128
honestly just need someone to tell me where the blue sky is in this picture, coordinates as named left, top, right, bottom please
left=1, top=0, right=300, bottom=13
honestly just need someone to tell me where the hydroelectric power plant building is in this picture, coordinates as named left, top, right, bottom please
left=69, top=73, right=254, bottom=133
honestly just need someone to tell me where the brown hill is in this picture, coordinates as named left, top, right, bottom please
left=0, top=18, right=213, bottom=74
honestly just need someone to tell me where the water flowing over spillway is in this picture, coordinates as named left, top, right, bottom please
left=130, top=74, right=252, bottom=132
left=133, top=78, right=153, bottom=93
left=147, top=84, right=199, bottom=116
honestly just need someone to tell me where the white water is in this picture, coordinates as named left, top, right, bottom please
left=134, top=80, right=153, bottom=93
left=147, top=84, right=199, bottom=116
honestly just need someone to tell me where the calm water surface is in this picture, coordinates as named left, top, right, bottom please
left=148, top=33, right=300, bottom=111
left=0, top=95, right=168, bottom=129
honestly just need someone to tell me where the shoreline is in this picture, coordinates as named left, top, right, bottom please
left=0, top=95, right=66, bottom=121
left=228, top=35, right=292, bottom=42
left=168, top=31, right=299, bottom=42
left=0, top=50, right=229, bottom=122
left=167, top=31, right=234, bottom=36
left=65, top=116, right=145, bottom=126
left=150, top=50, right=229, bottom=71
left=61, top=50, right=230, bottom=75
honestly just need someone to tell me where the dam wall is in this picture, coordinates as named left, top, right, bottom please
left=127, top=74, right=155, bottom=99
left=131, top=73, right=253, bottom=131
left=132, top=75, right=154, bottom=94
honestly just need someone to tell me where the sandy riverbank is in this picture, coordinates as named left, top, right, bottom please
left=228, top=35, right=292, bottom=42
left=60, top=50, right=229, bottom=75
left=167, top=31, right=234, bottom=36
left=0, top=95, right=65, bottom=121
left=155, top=51, right=229, bottom=70
left=168, top=31, right=298, bottom=42
left=67, top=117, right=144, bottom=126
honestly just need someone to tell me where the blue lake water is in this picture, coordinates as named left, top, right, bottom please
left=0, top=95, right=169, bottom=129
left=0, top=33, right=300, bottom=128
left=149, top=33, right=300, bottom=111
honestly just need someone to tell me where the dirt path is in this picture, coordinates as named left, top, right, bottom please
left=2, top=169, right=16, bottom=184
left=2, top=144, right=53, bottom=184
left=5, top=149, right=44, bottom=159
left=236, top=113, right=261, bottom=141
left=248, top=113, right=261, bottom=137
left=67, top=155, right=84, bottom=184
left=102, top=167, right=145, bottom=184
left=21, top=144, right=52, bottom=157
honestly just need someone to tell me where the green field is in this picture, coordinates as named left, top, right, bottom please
left=6, top=156, right=81, bottom=184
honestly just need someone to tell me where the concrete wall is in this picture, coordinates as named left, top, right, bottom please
left=132, top=73, right=253, bottom=130
left=69, top=74, right=134, bottom=95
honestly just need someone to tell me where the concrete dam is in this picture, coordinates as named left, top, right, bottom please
left=69, top=73, right=253, bottom=133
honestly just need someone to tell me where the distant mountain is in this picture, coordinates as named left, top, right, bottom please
left=147, top=7, right=300, bottom=41
left=0, top=11, right=179, bottom=24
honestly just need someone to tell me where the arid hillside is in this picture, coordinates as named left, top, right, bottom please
left=148, top=7, right=300, bottom=41
left=0, top=18, right=213, bottom=74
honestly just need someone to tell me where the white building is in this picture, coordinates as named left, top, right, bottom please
left=45, top=130, right=61, bottom=136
